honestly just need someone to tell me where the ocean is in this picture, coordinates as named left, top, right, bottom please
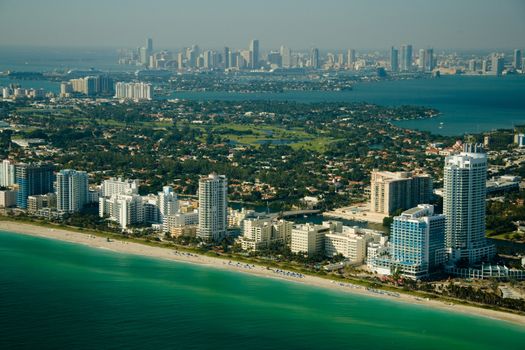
left=1, top=230, right=524, bottom=350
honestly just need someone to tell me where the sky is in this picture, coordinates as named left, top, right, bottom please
left=0, top=0, right=524, bottom=50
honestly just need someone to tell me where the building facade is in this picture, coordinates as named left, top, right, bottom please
left=56, top=169, right=89, bottom=213
left=444, top=144, right=495, bottom=264
left=197, top=174, right=228, bottom=241
left=15, top=163, right=54, bottom=209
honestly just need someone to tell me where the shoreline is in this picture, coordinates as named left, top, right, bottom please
left=1, top=221, right=524, bottom=327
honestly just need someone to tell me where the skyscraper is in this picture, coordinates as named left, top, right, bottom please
left=56, top=169, right=88, bottom=213
left=197, top=173, right=228, bottom=241
left=513, top=49, right=522, bottom=70
left=400, top=44, right=413, bottom=71
left=158, top=185, right=178, bottom=219
left=389, top=205, right=445, bottom=279
left=424, top=48, right=434, bottom=71
left=280, top=46, right=291, bottom=68
left=390, top=46, right=398, bottom=72
left=370, top=171, right=432, bottom=215
left=0, top=159, right=15, bottom=187
left=311, top=48, right=320, bottom=69
left=223, top=47, right=230, bottom=69
left=491, top=54, right=504, bottom=76
left=418, top=49, right=425, bottom=71
left=15, top=163, right=54, bottom=209
left=347, top=49, right=356, bottom=69
left=444, top=144, right=495, bottom=264
left=249, top=39, right=259, bottom=69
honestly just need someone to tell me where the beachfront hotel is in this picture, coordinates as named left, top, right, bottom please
left=291, top=223, right=329, bottom=257
left=197, top=173, right=228, bottom=241
left=444, top=144, right=495, bottom=264
left=372, top=205, right=445, bottom=279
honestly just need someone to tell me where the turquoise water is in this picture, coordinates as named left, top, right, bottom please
left=1, top=230, right=524, bottom=350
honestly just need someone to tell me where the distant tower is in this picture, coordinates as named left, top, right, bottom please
left=400, top=44, right=413, bottom=71
left=197, top=174, right=228, bottom=241
left=311, top=48, right=320, bottom=69
left=491, top=54, right=504, bottom=76
left=418, top=49, right=425, bottom=71
left=56, top=169, right=88, bottom=213
left=424, top=48, right=434, bottom=72
left=280, top=46, right=291, bottom=68
left=147, top=38, right=153, bottom=54
left=249, top=39, right=259, bottom=69
left=513, top=49, right=522, bottom=70
left=444, top=144, right=495, bottom=264
left=390, top=46, right=399, bottom=72
left=347, top=49, right=356, bottom=69
left=223, top=47, right=230, bottom=69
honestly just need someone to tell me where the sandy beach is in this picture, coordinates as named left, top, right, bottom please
left=1, top=221, right=524, bottom=327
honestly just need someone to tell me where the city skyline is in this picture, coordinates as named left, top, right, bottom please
left=0, top=0, right=524, bottom=49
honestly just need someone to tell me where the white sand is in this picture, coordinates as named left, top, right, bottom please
left=1, top=221, right=524, bottom=327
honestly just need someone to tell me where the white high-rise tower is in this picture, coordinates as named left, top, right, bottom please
left=197, top=174, right=228, bottom=241
left=444, top=144, right=495, bottom=264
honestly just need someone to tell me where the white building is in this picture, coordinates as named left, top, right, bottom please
left=0, top=159, right=15, bottom=187
left=237, top=217, right=292, bottom=251
left=158, top=186, right=178, bottom=218
left=163, top=211, right=199, bottom=233
left=291, top=223, right=329, bottom=257
left=99, top=194, right=144, bottom=229
left=114, top=82, right=152, bottom=101
left=56, top=169, right=89, bottom=213
left=101, top=177, right=139, bottom=198
left=197, top=174, right=228, bottom=241
left=324, top=225, right=385, bottom=264
left=444, top=144, right=495, bottom=264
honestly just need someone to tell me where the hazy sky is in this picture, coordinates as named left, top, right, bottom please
left=0, top=0, right=524, bottom=50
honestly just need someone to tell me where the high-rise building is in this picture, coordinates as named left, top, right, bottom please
left=311, top=48, right=320, bottom=69
left=249, top=39, right=259, bottom=69
left=197, top=173, right=228, bottom=241
left=390, top=46, right=399, bottom=72
left=424, top=48, right=434, bottom=71
left=0, top=159, right=15, bottom=187
left=388, top=204, right=445, bottom=279
left=444, top=144, right=495, bottom=264
left=101, top=177, right=139, bottom=197
left=114, top=82, right=152, bottom=101
left=56, top=169, right=89, bottom=213
left=347, top=49, right=356, bottom=69
left=513, top=49, right=522, bottom=70
left=370, top=171, right=433, bottom=215
left=280, top=46, right=291, bottom=68
left=15, top=163, right=54, bottom=209
left=147, top=38, right=153, bottom=54
left=418, top=49, right=425, bottom=71
left=400, top=44, right=413, bottom=71
left=491, top=54, right=504, bottom=76
left=99, top=194, right=144, bottom=229
left=158, top=185, right=178, bottom=218
left=223, top=47, right=230, bottom=68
